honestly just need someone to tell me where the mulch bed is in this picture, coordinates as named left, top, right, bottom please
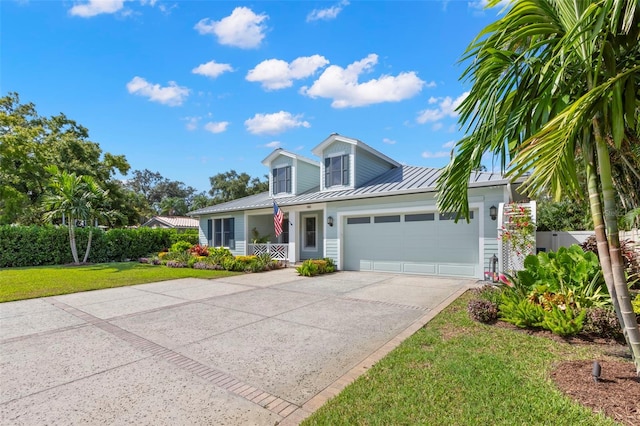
left=493, top=321, right=639, bottom=425
left=551, top=360, right=639, bottom=426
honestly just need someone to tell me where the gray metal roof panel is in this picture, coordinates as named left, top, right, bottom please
left=188, top=165, right=511, bottom=216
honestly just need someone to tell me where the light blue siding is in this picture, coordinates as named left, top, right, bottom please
left=354, top=146, right=396, bottom=187
left=197, top=213, right=245, bottom=256
left=323, top=141, right=351, bottom=156
left=296, top=160, right=320, bottom=194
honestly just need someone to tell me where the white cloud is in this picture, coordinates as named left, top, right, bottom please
left=307, top=0, right=349, bottom=22
left=69, top=0, right=127, bottom=17
left=265, top=141, right=281, bottom=149
left=382, top=138, right=397, bottom=145
left=301, top=54, right=425, bottom=108
left=442, top=140, right=456, bottom=148
left=192, top=60, right=233, bottom=79
left=194, top=7, right=268, bottom=49
left=421, top=151, right=451, bottom=159
left=204, top=121, right=229, bottom=133
left=126, top=76, right=189, bottom=106
left=244, top=111, right=310, bottom=135
left=431, top=123, right=443, bottom=131
left=416, top=91, right=469, bottom=124
left=184, top=116, right=200, bottom=131
left=246, top=55, right=329, bottom=90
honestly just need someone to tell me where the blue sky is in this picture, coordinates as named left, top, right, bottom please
left=2, top=0, right=506, bottom=194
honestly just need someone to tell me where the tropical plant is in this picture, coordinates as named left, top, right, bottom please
left=41, top=165, right=110, bottom=264
left=540, top=305, right=586, bottom=337
left=436, top=0, right=640, bottom=371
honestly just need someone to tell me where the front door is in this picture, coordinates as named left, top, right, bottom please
left=300, top=212, right=322, bottom=260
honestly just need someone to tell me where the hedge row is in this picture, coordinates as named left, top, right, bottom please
left=0, top=226, right=199, bottom=268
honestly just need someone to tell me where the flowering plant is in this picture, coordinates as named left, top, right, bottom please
left=501, top=203, right=536, bottom=256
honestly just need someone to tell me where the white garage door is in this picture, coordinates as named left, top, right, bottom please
left=342, top=211, right=479, bottom=277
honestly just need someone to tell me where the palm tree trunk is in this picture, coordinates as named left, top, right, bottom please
left=583, top=142, right=625, bottom=328
left=594, top=122, right=640, bottom=373
left=68, top=219, right=80, bottom=264
left=82, top=227, right=93, bottom=264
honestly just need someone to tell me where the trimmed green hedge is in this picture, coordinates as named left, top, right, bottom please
left=0, top=226, right=199, bottom=267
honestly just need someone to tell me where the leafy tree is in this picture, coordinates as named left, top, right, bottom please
left=208, top=170, right=268, bottom=204
left=437, top=0, right=640, bottom=370
left=536, top=198, right=592, bottom=231
left=42, top=166, right=110, bottom=264
left=159, top=197, right=188, bottom=216
left=0, top=92, right=130, bottom=225
left=125, top=169, right=196, bottom=217
left=189, top=192, right=213, bottom=211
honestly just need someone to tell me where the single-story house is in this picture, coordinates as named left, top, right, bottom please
left=142, top=216, right=199, bottom=231
left=188, top=134, right=524, bottom=279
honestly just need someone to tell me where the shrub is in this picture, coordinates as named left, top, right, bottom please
left=583, top=307, right=623, bottom=339
left=208, top=247, right=233, bottom=263
left=471, top=284, right=503, bottom=305
left=166, top=260, right=187, bottom=268
left=633, top=294, right=640, bottom=315
left=467, top=299, right=499, bottom=324
left=296, top=258, right=335, bottom=276
left=170, top=241, right=193, bottom=253
left=297, top=260, right=319, bottom=277
left=0, top=225, right=181, bottom=267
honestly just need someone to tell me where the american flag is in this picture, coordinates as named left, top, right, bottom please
left=273, top=202, right=284, bottom=237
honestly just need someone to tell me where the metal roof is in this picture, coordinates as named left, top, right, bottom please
left=142, top=216, right=199, bottom=228
left=188, top=165, right=511, bottom=216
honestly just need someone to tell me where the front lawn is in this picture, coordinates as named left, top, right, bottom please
left=0, top=262, right=240, bottom=302
left=303, top=291, right=625, bottom=426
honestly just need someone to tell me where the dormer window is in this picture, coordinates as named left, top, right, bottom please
left=273, top=166, right=291, bottom=195
left=325, top=154, right=349, bottom=187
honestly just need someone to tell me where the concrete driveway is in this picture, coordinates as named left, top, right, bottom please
left=0, top=269, right=473, bottom=425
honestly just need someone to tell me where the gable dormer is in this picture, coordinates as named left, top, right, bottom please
left=311, top=134, right=400, bottom=191
left=261, top=149, right=320, bottom=197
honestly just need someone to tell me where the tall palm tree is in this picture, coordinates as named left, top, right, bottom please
left=42, top=165, right=108, bottom=264
left=436, top=0, right=640, bottom=371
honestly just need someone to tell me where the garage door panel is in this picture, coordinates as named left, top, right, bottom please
left=343, top=211, right=479, bottom=277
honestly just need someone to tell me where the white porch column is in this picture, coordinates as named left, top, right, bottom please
left=287, top=212, right=297, bottom=263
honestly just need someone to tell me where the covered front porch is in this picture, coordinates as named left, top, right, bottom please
left=245, top=206, right=325, bottom=263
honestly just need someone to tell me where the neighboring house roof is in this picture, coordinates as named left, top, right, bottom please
left=188, top=165, right=511, bottom=216
left=142, top=216, right=199, bottom=228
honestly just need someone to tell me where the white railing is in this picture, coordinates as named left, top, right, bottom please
left=248, top=243, right=289, bottom=261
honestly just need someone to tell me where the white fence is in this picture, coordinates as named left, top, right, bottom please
left=248, top=243, right=289, bottom=261
left=536, top=230, right=639, bottom=254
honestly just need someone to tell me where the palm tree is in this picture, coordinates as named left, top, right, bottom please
left=436, top=0, right=640, bottom=371
left=42, top=165, right=108, bottom=264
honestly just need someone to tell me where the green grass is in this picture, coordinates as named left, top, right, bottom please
left=0, top=262, right=240, bottom=302
left=303, top=292, right=620, bottom=426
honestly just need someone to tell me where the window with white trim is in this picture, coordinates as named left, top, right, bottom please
left=272, top=166, right=291, bottom=195
left=324, top=154, right=349, bottom=187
